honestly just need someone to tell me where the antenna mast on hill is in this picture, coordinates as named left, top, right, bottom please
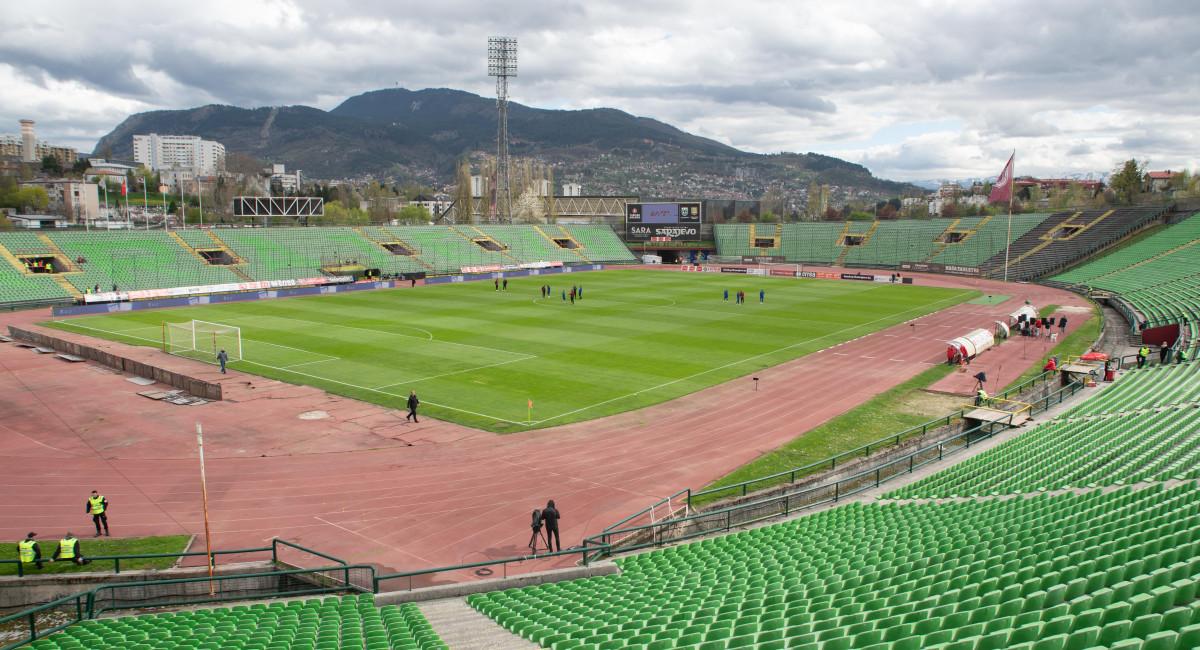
left=488, top=36, right=517, bottom=223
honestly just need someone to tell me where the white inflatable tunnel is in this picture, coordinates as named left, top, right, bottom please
left=947, top=328, right=996, bottom=361
left=1009, top=305, right=1038, bottom=325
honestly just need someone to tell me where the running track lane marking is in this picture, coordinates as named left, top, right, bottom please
left=526, top=289, right=975, bottom=426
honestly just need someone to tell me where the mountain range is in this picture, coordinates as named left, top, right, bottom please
left=94, top=88, right=920, bottom=203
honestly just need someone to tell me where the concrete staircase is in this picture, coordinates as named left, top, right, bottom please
left=417, top=598, right=537, bottom=650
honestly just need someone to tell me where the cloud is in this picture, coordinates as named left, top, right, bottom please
left=1, top=0, right=1197, bottom=181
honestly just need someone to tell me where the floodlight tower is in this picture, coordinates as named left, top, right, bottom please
left=487, top=36, right=517, bottom=222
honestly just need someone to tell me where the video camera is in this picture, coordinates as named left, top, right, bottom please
left=530, top=508, right=543, bottom=532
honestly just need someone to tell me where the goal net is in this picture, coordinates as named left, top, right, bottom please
left=163, top=320, right=243, bottom=363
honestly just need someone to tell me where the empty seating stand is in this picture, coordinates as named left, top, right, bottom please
left=0, top=226, right=637, bottom=307
left=1053, top=213, right=1200, bottom=359
left=980, top=207, right=1167, bottom=280
left=34, top=594, right=446, bottom=650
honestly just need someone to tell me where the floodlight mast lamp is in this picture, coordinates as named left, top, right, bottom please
left=488, top=36, right=517, bottom=223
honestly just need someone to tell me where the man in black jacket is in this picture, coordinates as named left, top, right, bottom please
left=540, top=500, right=561, bottom=552
left=406, top=391, right=420, bottom=423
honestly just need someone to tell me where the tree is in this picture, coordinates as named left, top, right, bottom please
left=41, top=155, right=62, bottom=175
left=805, top=180, right=822, bottom=220
left=1109, top=159, right=1145, bottom=204
left=941, top=202, right=959, bottom=219
left=758, top=211, right=779, bottom=223
left=0, top=212, right=11, bottom=230
left=822, top=206, right=843, bottom=221
left=14, top=187, right=49, bottom=212
left=397, top=204, right=432, bottom=224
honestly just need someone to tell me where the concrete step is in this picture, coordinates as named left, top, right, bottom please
left=417, top=597, right=537, bottom=650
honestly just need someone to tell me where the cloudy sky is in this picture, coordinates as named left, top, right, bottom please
left=2, top=0, right=1197, bottom=182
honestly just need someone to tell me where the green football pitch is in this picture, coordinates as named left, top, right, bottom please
left=45, top=270, right=976, bottom=432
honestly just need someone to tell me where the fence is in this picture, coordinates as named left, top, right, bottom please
left=373, top=545, right=608, bottom=593
left=2, top=538, right=334, bottom=579
left=0, top=562, right=375, bottom=650
left=583, top=378, right=1085, bottom=563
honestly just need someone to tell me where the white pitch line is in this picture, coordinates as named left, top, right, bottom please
left=55, top=319, right=531, bottom=425
left=527, top=289, right=975, bottom=425
left=372, top=355, right=535, bottom=390
left=234, top=358, right=530, bottom=425
left=228, top=314, right=530, bottom=360
left=282, top=358, right=340, bottom=369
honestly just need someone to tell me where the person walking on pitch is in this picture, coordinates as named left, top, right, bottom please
left=217, top=349, right=228, bottom=374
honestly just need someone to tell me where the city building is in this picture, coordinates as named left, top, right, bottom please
left=0, top=120, right=78, bottom=168
left=132, top=134, right=225, bottom=175
left=562, top=182, right=583, bottom=197
left=1145, top=171, right=1175, bottom=193
left=19, top=179, right=100, bottom=222
left=268, top=164, right=302, bottom=193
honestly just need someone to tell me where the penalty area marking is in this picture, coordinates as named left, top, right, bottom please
left=53, top=319, right=532, bottom=426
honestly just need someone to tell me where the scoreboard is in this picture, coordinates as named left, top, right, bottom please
left=625, top=202, right=702, bottom=241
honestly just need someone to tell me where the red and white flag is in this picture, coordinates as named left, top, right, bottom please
left=988, top=153, right=1014, bottom=204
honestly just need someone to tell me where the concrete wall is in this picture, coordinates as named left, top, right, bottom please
left=7, top=326, right=223, bottom=400
left=375, top=562, right=619, bottom=605
left=0, top=561, right=273, bottom=614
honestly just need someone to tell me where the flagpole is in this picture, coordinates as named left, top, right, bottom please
left=1003, top=151, right=1015, bottom=283
left=196, top=422, right=216, bottom=596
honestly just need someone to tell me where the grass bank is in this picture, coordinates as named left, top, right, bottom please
left=1, top=535, right=191, bottom=576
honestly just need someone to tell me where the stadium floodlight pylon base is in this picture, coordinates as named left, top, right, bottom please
left=163, top=320, right=243, bottom=363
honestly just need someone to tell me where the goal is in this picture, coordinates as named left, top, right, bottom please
left=163, top=320, right=243, bottom=363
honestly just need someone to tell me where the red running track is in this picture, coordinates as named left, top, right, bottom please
left=0, top=270, right=1091, bottom=587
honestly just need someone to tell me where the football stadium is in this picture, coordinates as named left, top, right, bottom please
left=3, top=195, right=1200, bottom=650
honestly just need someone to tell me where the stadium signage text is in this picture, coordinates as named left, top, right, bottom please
left=741, top=255, right=786, bottom=264
left=840, top=273, right=876, bottom=281
left=720, top=266, right=749, bottom=274
left=899, top=261, right=981, bottom=276
left=627, top=224, right=701, bottom=241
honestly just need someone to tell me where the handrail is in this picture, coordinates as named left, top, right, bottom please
left=690, top=410, right=965, bottom=504
left=2, top=544, right=273, bottom=578
left=373, top=544, right=609, bottom=593
left=4, top=538, right=351, bottom=579
left=0, top=563, right=374, bottom=649
left=602, top=488, right=690, bottom=533
left=585, top=380, right=1084, bottom=560
left=690, top=369, right=1060, bottom=507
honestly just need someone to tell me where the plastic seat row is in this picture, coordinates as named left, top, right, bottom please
left=472, top=484, right=1200, bottom=649
left=34, top=594, right=446, bottom=650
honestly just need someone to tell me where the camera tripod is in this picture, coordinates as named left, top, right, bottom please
left=528, top=525, right=549, bottom=554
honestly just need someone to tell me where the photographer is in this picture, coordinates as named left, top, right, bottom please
left=541, top=500, right=561, bottom=552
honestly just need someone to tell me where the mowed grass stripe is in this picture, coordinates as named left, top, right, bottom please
left=44, top=270, right=976, bottom=432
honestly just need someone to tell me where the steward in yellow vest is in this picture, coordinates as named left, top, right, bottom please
left=18, top=532, right=43, bottom=569
left=87, top=491, right=110, bottom=537
left=53, top=532, right=88, bottom=565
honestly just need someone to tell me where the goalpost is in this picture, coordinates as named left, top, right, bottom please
left=163, top=320, right=243, bottom=363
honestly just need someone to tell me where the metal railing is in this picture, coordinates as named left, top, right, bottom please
left=0, top=562, right=373, bottom=650
left=373, top=545, right=609, bottom=593
left=583, top=379, right=1084, bottom=562
left=3, top=538, right=336, bottom=578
